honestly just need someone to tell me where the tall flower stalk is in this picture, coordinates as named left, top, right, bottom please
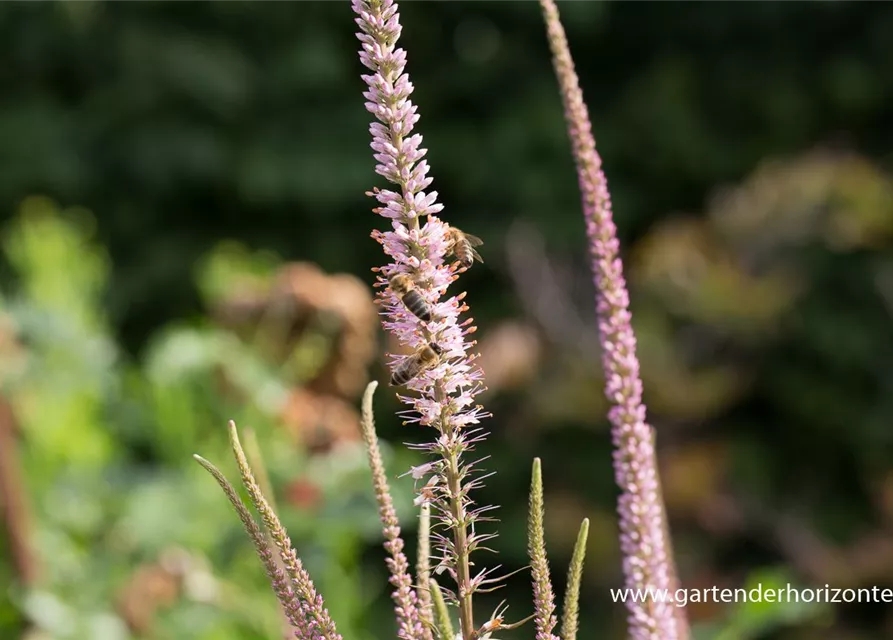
left=353, top=1, right=491, bottom=638
left=199, top=4, right=626, bottom=639
left=539, top=1, right=689, bottom=638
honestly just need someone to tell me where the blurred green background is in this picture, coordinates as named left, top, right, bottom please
left=1, top=2, right=892, bottom=639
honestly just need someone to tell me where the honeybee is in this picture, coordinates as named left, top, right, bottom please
left=388, top=273, right=433, bottom=322
left=390, top=343, right=443, bottom=386
left=446, top=226, right=484, bottom=269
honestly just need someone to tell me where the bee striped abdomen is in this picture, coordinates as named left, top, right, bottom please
left=388, top=273, right=433, bottom=323
left=390, top=361, right=414, bottom=386
left=389, top=343, right=443, bottom=386
left=456, top=245, right=476, bottom=269
left=401, top=290, right=432, bottom=322
left=447, top=227, right=484, bottom=269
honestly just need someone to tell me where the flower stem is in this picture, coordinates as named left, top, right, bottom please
left=446, top=450, right=474, bottom=638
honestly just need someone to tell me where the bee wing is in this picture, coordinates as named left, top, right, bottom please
left=470, top=247, right=484, bottom=263
left=464, top=233, right=484, bottom=247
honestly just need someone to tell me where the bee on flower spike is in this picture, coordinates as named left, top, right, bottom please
left=388, top=273, right=433, bottom=322
left=446, top=226, right=484, bottom=269
left=389, top=343, right=444, bottom=386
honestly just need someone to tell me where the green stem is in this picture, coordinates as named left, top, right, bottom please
left=446, top=450, right=474, bottom=638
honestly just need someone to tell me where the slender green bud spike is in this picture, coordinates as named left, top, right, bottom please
left=417, top=502, right=434, bottom=625
left=528, top=458, right=559, bottom=640
left=225, top=422, right=342, bottom=640
left=429, top=578, right=455, bottom=640
left=561, top=518, right=590, bottom=640
left=192, top=455, right=310, bottom=636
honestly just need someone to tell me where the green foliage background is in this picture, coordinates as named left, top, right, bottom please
left=1, top=2, right=893, bottom=639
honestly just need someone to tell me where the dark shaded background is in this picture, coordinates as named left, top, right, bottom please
left=2, top=2, right=893, bottom=639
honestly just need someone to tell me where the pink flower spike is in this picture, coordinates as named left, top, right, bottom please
left=539, top=1, right=689, bottom=639
left=353, top=0, right=493, bottom=638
